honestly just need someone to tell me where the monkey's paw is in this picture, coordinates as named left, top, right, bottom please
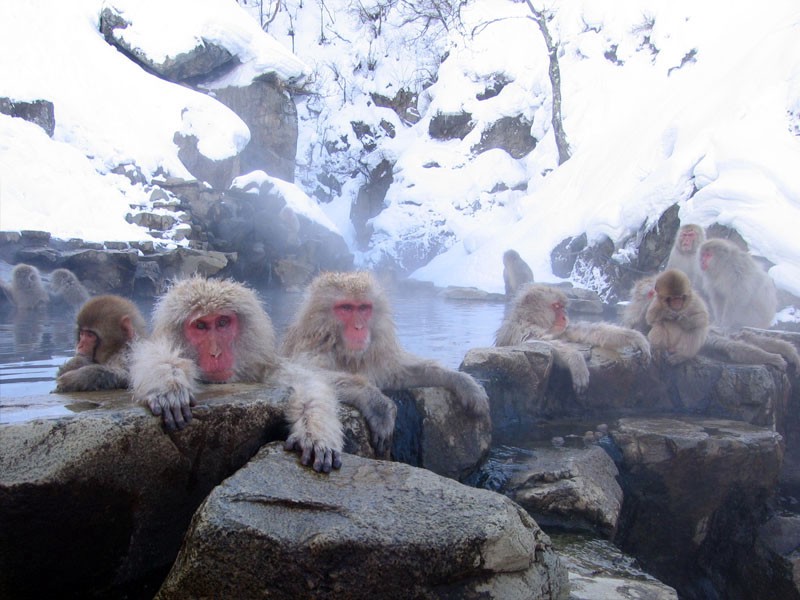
left=285, top=435, right=343, bottom=473
left=144, top=389, right=196, bottom=432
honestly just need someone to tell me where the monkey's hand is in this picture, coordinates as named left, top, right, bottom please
left=284, top=434, right=343, bottom=473
left=363, top=391, right=396, bottom=457
left=764, top=353, right=788, bottom=371
left=451, top=372, right=490, bottom=417
left=129, top=338, right=198, bottom=432
left=56, top=354, right=93, bottom=377
left=627, top=331, right=652, bottom=362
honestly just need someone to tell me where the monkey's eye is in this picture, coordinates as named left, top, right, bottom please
left=334, top=303, right=356, bottom=313
left=193, top=320, right=209, bottom=330
left=357, top=303, right=373, bottom=314
left=217, top=315, right=232, bottom=328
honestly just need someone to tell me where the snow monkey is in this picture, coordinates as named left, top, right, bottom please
left=666, top=224, right=706, bottom=290
left=625, top=272, right=795, bottom=370
left=48, top=268, right=90, bottom=308
left=645, top=269, right=709, bottom=365
left=55, top=295, right=147, bottom=392
left=281, top=271, right=491, bottom=452
left=494, top=283, right=651, bottom=394
left=129, top=277, right=343, bottom=473
left=502, top=249, right=534, bottom=298
left=3, top=263, right=49, bottom=310
left=699, top=238, right=777, bottom=330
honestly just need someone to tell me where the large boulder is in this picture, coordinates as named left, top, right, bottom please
left=611, top=417, right=784, bottom=600
left=156, top=442, right=570, bottom=600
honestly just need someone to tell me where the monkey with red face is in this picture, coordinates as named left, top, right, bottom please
left=129, top=277, right=343, bottom=473
left=55, top=295, right=147, bottom=392
left=495, top=283, right=650, bottom=394
left=282, top=272, right=490, bottom=455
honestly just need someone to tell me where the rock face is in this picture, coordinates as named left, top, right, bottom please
left=0, top=382, right=490, bottom=598
left=156, top=442, right=570, bottom=600
left=611, top=417, right=784, bottom=600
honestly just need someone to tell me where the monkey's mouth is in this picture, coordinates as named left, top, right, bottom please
left=200, top=369, right=234, bottom=383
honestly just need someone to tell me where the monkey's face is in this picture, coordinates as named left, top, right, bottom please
left=700, top=249, right=713, bottom=271
left=663, top=294, right=686, bottom=311
left=550, top=301, right=568, bottom=334
left=679, top=229, right=697, bottom=252
left=76, top=329, right=99, bottom=360
left=183, top=311, right=240, bottom=382
left=334, top=300, right=373, bottom=355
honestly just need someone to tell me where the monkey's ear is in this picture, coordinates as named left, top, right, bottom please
left=120, top=315, right=135, bottom=341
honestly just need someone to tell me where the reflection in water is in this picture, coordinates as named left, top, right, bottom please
left=0, top=286, right=508, bottom=398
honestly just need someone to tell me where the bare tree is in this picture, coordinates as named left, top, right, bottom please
left=524, top=1, right=570, bottom=164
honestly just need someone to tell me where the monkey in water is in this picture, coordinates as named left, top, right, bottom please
left=495, top=283, right=650, bottom=394
left=281, top=271, right=491, bottom=454
left=55, top=295, right=146, bottom=392
left=129, top=277, right=343, bottom=473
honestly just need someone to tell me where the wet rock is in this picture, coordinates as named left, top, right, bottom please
left=438, top=286, right=506, bottom=301
left=504, top=445, right=623, bottom=538
left=751, top=511, right=800, bottom=599
left=554, top=535, right=679, bottom=600
left=611, top=417, right=783, bottom=600
left=155, top=442, right=569, bottom=600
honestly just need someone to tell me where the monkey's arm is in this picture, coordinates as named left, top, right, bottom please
left=278, top=362, right=344, bottom=473
left=565, top=322, right=651, bottom=359
left=56, top=354, right=93, bottom=377
left=704, top=332, right=786, bottom=370
left=54, top=361, right=130, bottom=392
left=332, top=373, right=396, bottom=457
left=129, top=337, right=197, bottom=432
left=549, top=340, right=590, bottom=395
left=734, top=330, right=800, bottom=370
left=381, top=356, right=490, bottom=417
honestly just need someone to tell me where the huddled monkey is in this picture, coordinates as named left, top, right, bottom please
left=3, top=264, right=49, bottom=310
left=699, top=238, right=778, bottom=331
left=55, top=295, right=147, bottom=392
left=666, top=224, right=706, bottom=290
left=645, top=270, right=709, bottom=365
left=625, top=272, right=795, bottom=370
left=502, top=249, right=534, bottom=298
left=129, top=277, right=343, bottom=473
left=495, top=283, right=650, bottom=394
left=48, top=268, right=90, bottom=309
left=281, top=271, right=491, bottom=453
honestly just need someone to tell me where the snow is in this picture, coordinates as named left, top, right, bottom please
left=1, top=0, right=799, bottom=315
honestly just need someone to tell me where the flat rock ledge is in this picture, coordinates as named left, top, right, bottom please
left=156, top=442, right=570, bottom=600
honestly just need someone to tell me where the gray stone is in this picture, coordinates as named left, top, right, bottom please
left=156, top=442, right=570, bottom=600
left=0, top=97, right=55, bottom=137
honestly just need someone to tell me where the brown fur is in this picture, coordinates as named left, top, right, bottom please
left=495, top=283, right=650, bottom=393
left=130, top=277, right=343, bottom=472
left=48, top=268, right=90, bottom=308
left=699, top=238, right=777, bottom=330
left=7, top=264, right=49, bottom=310
left=55, top=295, right=146, bottom=392
left=646, top=270, right=709, bottom=364
left=282, top=272, right=489, bottom=452
left=502, top=249, right=534, bottom=298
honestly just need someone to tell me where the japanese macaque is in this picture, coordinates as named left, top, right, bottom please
left=666, top=224, right=705, bottom=289
left=699, top=238, right=777, bottom=330
left=281, top=272, right=490, bottom=451
left=48, top=268, right=90, bottom=308
left=494, top=283, right=650, bottom=394
left=624, top=272, right=795, bottom=370
left=55, top=295, right=146, bottom=392
left=129, top=277, right=343, bottom=472
left=503, top=249, right=534, bottom=298
left=620, top=274, right=656, bottom=332
left=4, top=264, right=49, bottom=310
left=645, top=270, right=709, bottom=365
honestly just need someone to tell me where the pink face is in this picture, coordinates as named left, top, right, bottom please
left=700, top=249, right=712, bottom=271
left=183, top=311, right=239, bottom=382
left=680, top=229, right=697, bottom=252
left=77, top=329, right=99, bottom=358
left=551, top=301, right=568, bottom=334
left=665, top=295, right=686, bottom=311
left=334, top=300, right=373, bottom=353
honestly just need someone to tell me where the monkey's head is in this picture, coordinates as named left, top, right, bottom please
left=12, top=264, right=40, bottom=290
left=677, top=225, right=704, bottom=254
left=654, top=269, right=691, bottom=311
left=515, top=284, right=569, bottom=334
left=699, top=239, right=733, bottom=272
left=153, top=277, right=277, bottom=383
left=503, top=250, right=520, bottom=267
left=75, top=295, right=146, bottom=363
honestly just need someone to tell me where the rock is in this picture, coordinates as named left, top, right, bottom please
left=554, top=535, right=679, bottom=600
left=611, top=417, right=784, bottom=599
left=155, top=442, right=570, bottom=600
left=352, top=158, right=393, bottom=249
left=505, top=445, right=623, bottom=538
left=60, top=248, right=140, bottom=295
left=472, top=115, right=537, bottom=159
left=212, top=79, right=299, bottom=182
left=550, top=233, right=588, bottom=279
left=428, top=111, right=474, bottom=140
left=174, top=131, right=241, bottom=189
left=751, top=511, right=800, bottom=599
left=0, top=97, right=55, bottom=137
left=438, top=286, right=506, bottom=301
